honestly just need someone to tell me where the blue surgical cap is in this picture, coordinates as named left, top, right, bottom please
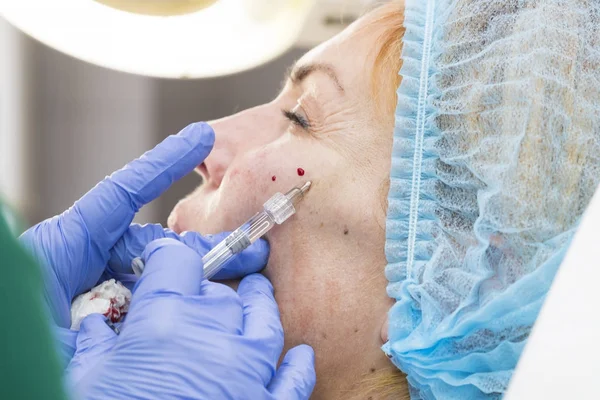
left=383, top=0, right=600, bottom=398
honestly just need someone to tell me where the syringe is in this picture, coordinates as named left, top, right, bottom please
left=131, top=181, right=311, bottom=280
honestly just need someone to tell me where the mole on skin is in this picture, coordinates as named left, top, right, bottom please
left=272, top=176, right=276, bottom=181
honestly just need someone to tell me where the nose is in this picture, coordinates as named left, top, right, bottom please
left=201, top=105, right=282, bottom=188
left=201, top=115, right=241, bottom=188
left=199, top=130, right=231, bottom=189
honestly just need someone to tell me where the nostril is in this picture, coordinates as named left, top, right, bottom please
left=196, top=162, right=209, bottom=179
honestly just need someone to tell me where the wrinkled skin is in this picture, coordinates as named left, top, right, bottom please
left=169, top=11, right=396, bottom=399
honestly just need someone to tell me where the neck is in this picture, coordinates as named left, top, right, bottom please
left=265, top=219, right=395, bottom=399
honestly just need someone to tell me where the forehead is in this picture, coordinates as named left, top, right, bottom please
left=294, top=13, right=382, bottom=93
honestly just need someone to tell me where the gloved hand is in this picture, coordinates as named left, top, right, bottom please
left=103, top=225, right=271, bottom=290
left=71, top=239, right=316, bottom=400
left=65, top=314, right=118, bottom=385
left=18, top=122, right=269, bottom=329
left=54, top=226, right=270, bottom=367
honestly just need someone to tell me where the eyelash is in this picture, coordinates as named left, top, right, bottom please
left=282, top=109, right=311, bottom=130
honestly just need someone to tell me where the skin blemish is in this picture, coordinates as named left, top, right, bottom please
left=297, top=168, right=305, bottom=176
left=344, top=227, right=349, bottom=235
left=354, top=328, right=359, bottom=333
left=370, top=368, right=376, bottom=373
left=271, top=175, right=276, bottom=181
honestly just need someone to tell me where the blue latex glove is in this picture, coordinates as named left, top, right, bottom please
left=65, top=314, right=118, bottom=385
left=19, top=122, right=269, bottom=329
left=71, top=239, right=316, bottom=400
left=53, top=227, right=270, bottom=368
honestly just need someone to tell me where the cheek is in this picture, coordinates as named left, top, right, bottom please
left=193, top=147, right=292, bottom=232
left=170, top=138, right=332, bottom=234
left=224, top=151, right=272, bottom=204
left=224, top=145, right=311, bottom=200
left=227, top=150, right=270, bottom=185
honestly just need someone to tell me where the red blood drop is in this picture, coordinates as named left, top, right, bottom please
left=297, top=168, right=305, bottom=176
left=102, top=297, right=126, bottom=323
left=272, top=176, right=276, bottom=181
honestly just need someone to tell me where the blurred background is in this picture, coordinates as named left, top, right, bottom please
left=0, top=0, right=374, bottom=227
left=0, top=15, right=308, bottom=227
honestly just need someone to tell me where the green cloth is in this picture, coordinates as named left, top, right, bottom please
left=0, top=201, right=25, bottom=236
left=0, top=210, right=67, bottom=399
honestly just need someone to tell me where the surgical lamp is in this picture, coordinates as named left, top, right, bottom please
left=0, top=0, right=318, bottom=78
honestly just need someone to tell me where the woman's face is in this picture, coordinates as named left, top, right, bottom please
left=169, top=9, right=396, bottom=395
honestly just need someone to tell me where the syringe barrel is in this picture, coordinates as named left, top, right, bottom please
left=132, top=183, right=309, bottom=280
left=202, top=210, right=277, bottom=279
left=201, top=238, right=238, bottom=279
left=264, top=192, right=296, bottom=224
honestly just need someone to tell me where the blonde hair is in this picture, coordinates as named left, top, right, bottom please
left=349, top=368, right=410, bottom=400
left=351, top=2, right=410, bottom=399
left=370, top=1, right=405, bottom=119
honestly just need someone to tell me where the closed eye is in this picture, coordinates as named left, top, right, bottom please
left=282, top=109, right=311, bottom=129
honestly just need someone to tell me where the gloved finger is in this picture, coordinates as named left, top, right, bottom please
left=76, top=313, right=118, bottom=349
left=70, top=122, right=214, bottom=266
left=132, top=238, right=204, bottom=301
left=97, top=269, right=138, bottom=292
left=238, top=274, right=283, bottom=381
left=268, top=345, right=316, bottom=400
left=53, top=325, right=78, bottom=369
left=107, top=223, right=178, bottom=274
left=201, top=233, right=270, bottom=280
left=108, top=224, right=269, bottom=278
left=66, top=314, right=118, bottom=385
left=196, top=282, right=244, bottom=335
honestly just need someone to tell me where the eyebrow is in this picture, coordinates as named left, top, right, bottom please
left=288, top=62, right=345, bottom=93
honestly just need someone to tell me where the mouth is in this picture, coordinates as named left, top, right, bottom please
left=167, top=210, right=183, bottom=234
